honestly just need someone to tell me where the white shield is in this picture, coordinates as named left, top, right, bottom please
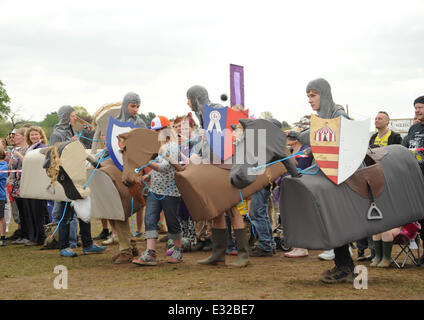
left=107, top=117, right=139, bottom=171
left=338, top=116, right=370, bottom=183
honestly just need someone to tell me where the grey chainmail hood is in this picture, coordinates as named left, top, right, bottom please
left=50, top=105, right=75, bottom=144
left=187, top=85, right=210, bottom=128
left=116, top=92, right=147, bottom=128
left=186, top=85, right=225, bottom=128
left=299, top=78, right=349, bottom=146
left=306, top=78, right=345, bottom=119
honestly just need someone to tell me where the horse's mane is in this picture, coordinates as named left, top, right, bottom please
left=45, top=145, right=61, bottom=184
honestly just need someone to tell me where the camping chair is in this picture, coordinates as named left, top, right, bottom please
left=392, top=222, right=421, bottom=269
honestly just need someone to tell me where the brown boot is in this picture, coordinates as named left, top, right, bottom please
left=197, top=228, right=227, bottom=265
left=228, top=228, right=250, bottom=268
left=113, top=252, right=134, bottom=264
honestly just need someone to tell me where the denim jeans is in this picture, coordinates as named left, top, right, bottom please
left=58, top=201, right=92, bottom=250
left=69, top=214, right=78, bottom=248
left=250, top=187, right=275, bottom=252
left=144, top=193, right=181, bottom=240
left=52, top=201, right=78, bottom=248
left=51, top=201, right=62, bottom=223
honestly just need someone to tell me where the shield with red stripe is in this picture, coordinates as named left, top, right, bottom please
left=310, top=114, right=370, bottom=184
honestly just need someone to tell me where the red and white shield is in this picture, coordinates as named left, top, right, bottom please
left=310, top=114, right=370, bottom=184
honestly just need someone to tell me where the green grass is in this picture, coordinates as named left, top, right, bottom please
left=2, top=220, right=424, bottom=300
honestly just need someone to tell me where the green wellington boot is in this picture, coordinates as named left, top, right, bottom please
left=370, top=240, right=382, bottom=267
left=377, top=241, right=393, bottom=268
left=197, top=228, right=227, bottom=265
left=228, top=228, right=250, bottom=268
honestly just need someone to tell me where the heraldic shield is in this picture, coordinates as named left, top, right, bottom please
left=107, top=117, right=139, bottom=171
left=204, top=104, right=249, bottom=161
left=310, top=114, right=370, bottom=184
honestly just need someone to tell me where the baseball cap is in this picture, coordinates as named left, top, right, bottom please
left=414, top=96, right=424, bottom=106
left=151, top=116, right=171, bottom=130
left=287, top=131, right=299, bottom=140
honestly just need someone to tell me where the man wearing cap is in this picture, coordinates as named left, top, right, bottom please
left=282, top=130, right=314, bottom=258
left=402, top=95, right=424, bottom=265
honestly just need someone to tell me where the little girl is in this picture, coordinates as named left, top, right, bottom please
left=132, top=116, right=183, bottom=265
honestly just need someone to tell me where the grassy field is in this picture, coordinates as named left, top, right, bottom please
left=1, top=219, right=424, bottom=300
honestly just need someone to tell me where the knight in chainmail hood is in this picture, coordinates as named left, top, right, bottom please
left=186, top=85, right=226, bottom=158
left=116, top=92, right=147, bottom=128
left=298, top=78, right=349, bottom=146
left=306, top=78, right=346, bottom=119
left=50, top=105, right=76, bottom=145
left=186, top=85, right=224, bottom=129
left=299, top=77, right=356, bottom=283
left=186, top=85, right=210, bottom=128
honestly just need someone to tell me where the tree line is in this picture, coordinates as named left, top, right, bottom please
left=0, top=80, right=157, bottom=139
left=1, top=80, right=293, bottom=139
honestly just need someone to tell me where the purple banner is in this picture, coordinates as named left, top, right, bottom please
left=230, top=64, right=244, bottom=108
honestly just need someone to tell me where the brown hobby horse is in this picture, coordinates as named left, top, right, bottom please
left=118, top=128, right=161, bottom=205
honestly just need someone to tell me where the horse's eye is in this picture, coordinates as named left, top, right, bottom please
left=119, top=146, right=126, bottom=154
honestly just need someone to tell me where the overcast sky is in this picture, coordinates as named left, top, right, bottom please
left=1, top=0, right=423, bottom=128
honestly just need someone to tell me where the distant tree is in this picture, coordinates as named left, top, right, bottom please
left=74, top=106, right=92, bottom=120
left=281, top=121, right=291, bottom=131
left=0, top=80, right=11, bottom=119
left=38, top=112, right=59, bottom=139
left=0, top=118, right=13, bottom=137
left=7, top=106, right=28, bottom=129
left=260, top=111, right=273, bottom=120
left=140, top=112, right=156, bottom=126
left=40, top=112, right=59, bottom=128
left=293, top=115, right=311, bottom=130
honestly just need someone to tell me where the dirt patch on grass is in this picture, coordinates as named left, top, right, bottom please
left=1, top=220, right=424, bottom=300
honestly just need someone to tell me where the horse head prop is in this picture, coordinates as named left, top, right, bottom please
left=229, top=118, right=300, bottom=189
left=118, top=128, right=160, bottom=203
